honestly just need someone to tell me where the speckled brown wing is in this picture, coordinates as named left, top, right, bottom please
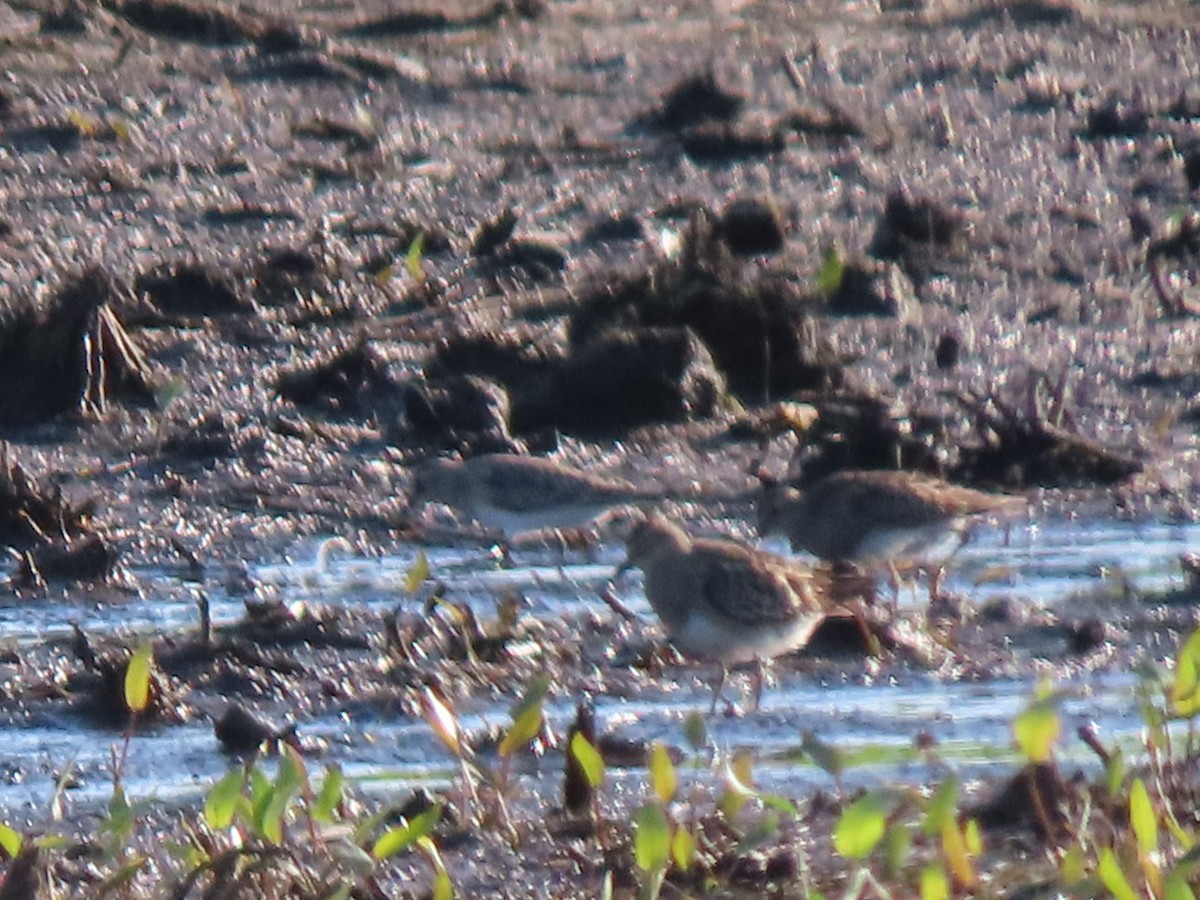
left=476, top=456, right=636, bottom=512
left=887, top=473, right=1024, bottom=517
left=692, top=541, right=824, bottom=626
left=800, top=470, right=1020, bottom=555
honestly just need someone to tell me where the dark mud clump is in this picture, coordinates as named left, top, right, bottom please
left=0, top=268, right=156, bottom=426
left=570, top=209, right=845, bottom=402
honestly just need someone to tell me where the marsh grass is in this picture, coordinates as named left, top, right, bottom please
left=9, top=623, right=1200, bottom=897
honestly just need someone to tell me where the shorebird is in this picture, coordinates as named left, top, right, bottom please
left=617, top=514, right=842, bottom=712
left=756, top=469, right=1025, bottom=599
left=407, top=453, right=657, bottom=541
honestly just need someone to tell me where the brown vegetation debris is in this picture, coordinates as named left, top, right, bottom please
left=0, top=268, right=157, bottom=425
left=953, top=370, right=1143, bottom=487
left=1146, top=211, right=1200, bottom=318
left=782, top=390, right=945, bottom=486
left=970, top=762, right=1072, bottom=840
left=73, top=647, right=187, bottom=728
left=0, top=454, right=95, bottom=549
left=13, top=535, right=118, bottom=588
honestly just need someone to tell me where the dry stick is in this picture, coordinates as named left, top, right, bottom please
left=597, top=581, right=639, bottom=622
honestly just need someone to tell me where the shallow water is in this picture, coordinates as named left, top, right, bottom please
left=1, top=515, right=1197, bottom=819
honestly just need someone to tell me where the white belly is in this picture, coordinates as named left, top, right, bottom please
left=671, top=612, right=824, bottom=665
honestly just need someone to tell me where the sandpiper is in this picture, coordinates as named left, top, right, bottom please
left=407, top=453, right=657, bottom=540
left=618, top=514, right=841, bottom=712
left=756, top=469, right=1025, bottom=598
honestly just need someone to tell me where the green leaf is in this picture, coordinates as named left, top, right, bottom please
left=649, top=743, right=677, bottom=804
left=405, top=551, right=430, bottom=593
left=1060, top=843, right=1086, bottom=884
left=883, top=824, right=912, bottom=880
left=1013, top=697, right=1060, bottom=763
left=432, top=867, right=454, bottom=900
left=1104, top=748, right=1128, bottom=797
left=815, top=245, right=845, bottom=296
left=801, top=730, right=845, bottom=778
left=205, top=768, right=244, bottom=830
left=103, top=785, right=135, bottom=846
left=406, top=232, right=426, bottom=283
left=1165, top=871, right=1198, bottom=900
left=1172, top=629, right=1200, bottom=717
left=1130, top=778, right=1159, bottom=856
left=633, top=804, right=671, bottom=873
left=313, top=765, right=344, bottom=823
left=570, top=732, right=605, bottom=789
left=923, top=775, right=959, bottom=836
left=154, top=376, right=187, bottom=412
left=372, top=805, right=443, bottom=860
left=671, top=826, right=695, bottom=872
left=834, top=793, right=888, bottom=860
left=682, top=711, right=707, bottom=752
left=499, top=675, right=549, bottom=758
left=124, top=642, right=154, bottom=714
left=1099, top=848, right=1139, bottom=900
left=257, top=747, right=306, bottom=844
left=758, top=792, right=799, bottom=817
left=963, top=818, right=982, bottom=856
left=0, top=823, right=22, bottom=858
left=920, top=863, right=950, bottom=900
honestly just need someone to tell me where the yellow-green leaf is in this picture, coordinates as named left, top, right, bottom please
left=883, top=824, right=912, bottom=880
left=405, top=551, right=430, bottom=593
left=1130, top=778, right=1159, bottom=856
left=649, top=743, right=677, bottom=804
left=432, top=867, right=454, bottom=900
left=633, top=804, right=671, bottom=872
left=1060, top=843, right=1086, bottom=884
left=1173, top=629, right=1200, bottom=717
left=1099, top=848, right=1139, bottom=900
left=0, top=823, right=21, bottom=859
left=834, top=793, right=888, bottom=860
left=671, top=825, right=696, bottom=871
left=683, top=711, right=707, bottom=752
left=570, top=732, right=604, bottom=789
left=816, top=245, right=845, bottom=296
left=204, top=768, right=244, bottom=830
left=373, top=805, right=442, bottom=860
left=963, top=818, right=982, bottom=856
left=314, top=765, right=344, bottom=823
left=499, top=697, right=544, bottom=759
left=940, top=820, right=976, bottom=889
left=801, top=730, right=845, bottom=779
left=406, top=232, right=426, bottom=282
left=1013, top=698, right=1060, bottom=763
left=1165, top=871, right=1197, bottom=900
left=124, top=643, right=154, bottom=714
left=258, top=746, right=306, bottom=844
left=920, top=863, right=950, bottom=900
left=923, top=776, right=959, bottom=836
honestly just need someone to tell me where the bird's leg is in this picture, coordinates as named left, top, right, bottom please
left=751, top=658, right=766, bottom=712
left=709, top=665, right=732, bottom=716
